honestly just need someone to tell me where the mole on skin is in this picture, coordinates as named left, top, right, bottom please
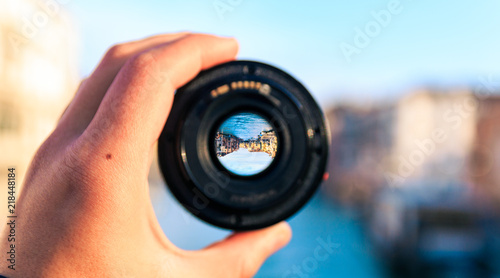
left=106, top=154, right=112, bottom=160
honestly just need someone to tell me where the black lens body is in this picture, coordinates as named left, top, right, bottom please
left=158, top=61, right=328, bottom=230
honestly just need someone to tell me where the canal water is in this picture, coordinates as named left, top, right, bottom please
left=149, top=168, right=386, bottom=277
left=218, top=148, right=274, bottom=176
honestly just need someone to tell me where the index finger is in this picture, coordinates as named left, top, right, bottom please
left=79, top=34, right=239, bottom=157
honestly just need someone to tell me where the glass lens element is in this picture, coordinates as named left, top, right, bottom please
left=215, top=113, right=278, bottom=176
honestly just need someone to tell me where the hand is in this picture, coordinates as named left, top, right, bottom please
left=1, top=33, right=292, bottom=277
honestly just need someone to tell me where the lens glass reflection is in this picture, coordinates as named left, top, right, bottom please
left=215, top=113, right=278, bottom=176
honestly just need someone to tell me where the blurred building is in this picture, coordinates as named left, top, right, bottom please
left=324, top=89, right=500, bottom=208
left=387, top=89, right=477, bottom=185
left=259, top=130, right=277, bottom=158
left=232, top=130, right=278, bottom=158
left=470, top=96, right=500, bottom=206
left=323, top=89, right=500, bottom=276
left=0, top=0, right=78, bottom=217
left=324, top=104, right=394, bottom=207
left=215, top=132, right=240, bottom=156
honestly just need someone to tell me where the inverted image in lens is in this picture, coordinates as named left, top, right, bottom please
left=215, top=112, right=278, bottom=176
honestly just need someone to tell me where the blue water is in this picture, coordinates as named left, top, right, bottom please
left=255, top=192, right=385, bottom=278
left=149, top=175, right=385, bottom=277
left=219, top=148, right=273, bottom=176
left=218, top=112, right=273, bottom=140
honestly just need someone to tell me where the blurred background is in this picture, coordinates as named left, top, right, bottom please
left=2, top=0, right=500, bottom=277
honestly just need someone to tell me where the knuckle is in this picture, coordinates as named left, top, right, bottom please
left=165, top=33, right=204, bottom=54
left=172, top=34, right=205, bottom=54
left=127, top=51, right=158, bottom=72
left=103, top=43, right=129, bottom=61
left=122, top=51, right=170, bottom=90
left=182, top=33, right=208, bottom=42
left=180, top=33, right=200, bottom=42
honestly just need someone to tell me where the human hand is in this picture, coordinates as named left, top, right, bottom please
left=0, top=33, right=291, bottom=277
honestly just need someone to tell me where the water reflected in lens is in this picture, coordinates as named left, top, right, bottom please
left=215, top=113, right=278, bottom=176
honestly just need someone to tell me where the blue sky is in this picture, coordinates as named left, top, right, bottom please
left=66, top=0, right=500, bottom=106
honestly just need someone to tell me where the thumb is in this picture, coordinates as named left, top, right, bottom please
left=201, top=222, right=292, bottom=278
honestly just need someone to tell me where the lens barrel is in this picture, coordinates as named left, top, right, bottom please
left=158, top=60, right=328, bottom=230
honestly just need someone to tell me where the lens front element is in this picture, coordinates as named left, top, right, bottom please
left=215, top=112, right=278, bottom=176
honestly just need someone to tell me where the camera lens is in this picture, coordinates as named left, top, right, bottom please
left=215, top=112, right=278, bottom=176
left=158, top=60, right=329, bottom=230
